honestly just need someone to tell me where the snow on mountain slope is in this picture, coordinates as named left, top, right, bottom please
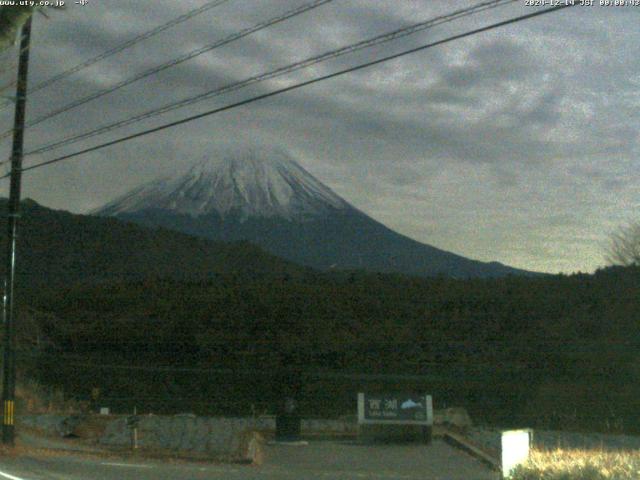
left=95, top=145, right=537, bottom=278
left=97, top=147, right=349, bottom=221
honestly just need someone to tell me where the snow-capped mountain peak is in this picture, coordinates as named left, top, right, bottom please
left=97, top=146, right=349, bottom=221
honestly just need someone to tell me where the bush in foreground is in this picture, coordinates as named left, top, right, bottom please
left=510, top=449, right=640, bottom=480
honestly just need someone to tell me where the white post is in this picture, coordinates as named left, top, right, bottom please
left=357, top=393, right=365, bottom=424
left=425, top=395, right=433, bottom=426
left=501, top=429, right=531, bottom=478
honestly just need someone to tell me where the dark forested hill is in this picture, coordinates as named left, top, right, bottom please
left=20, top=264, right=640, bottom=433
left=0, top=199, right=306, bottom=286
left=3, top=199, right=639, bottom=434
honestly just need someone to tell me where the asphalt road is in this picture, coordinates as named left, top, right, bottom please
left=0, top=440, right=499, bottom=480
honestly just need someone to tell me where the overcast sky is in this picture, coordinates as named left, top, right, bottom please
left=0, top=0, right=637, bottom=274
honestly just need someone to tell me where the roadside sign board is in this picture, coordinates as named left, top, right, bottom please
left=358, top=393, right=433, bottom=425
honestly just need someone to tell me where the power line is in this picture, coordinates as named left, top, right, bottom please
left=0, top=45, right=14, bottom=60
left=16, top=350, right=637, bottom=375
left=0, top=44, right=22, bottom=91
left=18, top=360, right=634, bottom=389
left=0, top=81, right=16, bottom=98
left=22, top=339, right=640, bottom=351
left=0, top=4, right=574, bottom=180
left=0, top=0, right=232, bottom=112
left=0, top=0, right=334, bottom=142
left=24, top=0, right=518, bottom=159
left=0, top=45, right=31, bottom=101
left=16, top=351, right=593, bottom=375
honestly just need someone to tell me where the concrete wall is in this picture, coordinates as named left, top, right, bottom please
left=19, top=414, right=356, bottom=459
left=25, top=413, right=480, bottom=459
left=100, top=415, right=274, bottom=457
left=19, top=410, right=464, bottom=451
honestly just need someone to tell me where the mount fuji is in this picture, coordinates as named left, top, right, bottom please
left=95, top=147, right=533, bottom=278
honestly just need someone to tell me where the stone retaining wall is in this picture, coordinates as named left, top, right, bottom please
left=100, top=415, right=273, bottom=456
left=18, top=414, right=357, bottom=459
left=19, top=414, right=83, bottom=437
left=20, top=412, right=468, bottom=458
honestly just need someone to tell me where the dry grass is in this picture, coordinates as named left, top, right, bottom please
left=510, top=448, right=640, bottom=480
left=15, top=378, right=88, bottom=414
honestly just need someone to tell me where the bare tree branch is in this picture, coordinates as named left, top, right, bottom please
left=0, top=6, right=34, bottom=49
left=605, top=223, right=640, bottom=267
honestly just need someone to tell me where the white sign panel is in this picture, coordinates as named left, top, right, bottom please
left=358, top=393, right=433, bottom=426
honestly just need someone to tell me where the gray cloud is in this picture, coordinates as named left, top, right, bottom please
left=0, top=0, right=637, bottom=274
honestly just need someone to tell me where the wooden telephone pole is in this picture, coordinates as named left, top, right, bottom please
left=2, top=15, right=32, bottom=445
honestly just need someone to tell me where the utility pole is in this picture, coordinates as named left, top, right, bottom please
left=2, top=15, right=32, bottom=446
